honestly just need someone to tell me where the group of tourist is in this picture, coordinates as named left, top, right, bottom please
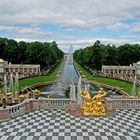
left=19, top=69, right=50, bottom=79
left=0, top=69, right=50, bottom=86
left=92, top=70, right=140, bottom=85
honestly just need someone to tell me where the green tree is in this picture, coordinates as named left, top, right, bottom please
left=101, top=45, right=118, bottom=65
left=17, top=41, right=28, bottom=64
left=118, top=44, right=140, bottom=65
left=4, top=39, right=18, bottom=63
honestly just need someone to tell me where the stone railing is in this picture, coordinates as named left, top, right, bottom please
left=39, top=98, right=70, bottom=110
left=9, top=102, right=26, bottom=118
left=1, top=96, right=140, bottom=121
left=112, top=98, right=140, bottom=110
left=105, top=97, right=140, bottom=112
left=0, top=98, right=70, bottom=121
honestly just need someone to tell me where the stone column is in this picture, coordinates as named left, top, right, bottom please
left=32, top=99, right=40, bottom=110
left=32, top=66, right=33, bottom=73
left=117, top=69, right=119, bottom=74
left=27, top=67, right=29, bottom=73
left=0, top=109, right=10, bottom=121
left=104, top=97, right=116, bottom=116
left=108, top=69, right=110, bottom=74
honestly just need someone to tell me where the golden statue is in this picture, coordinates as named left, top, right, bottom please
left=80, top=88, right=106, bottom=116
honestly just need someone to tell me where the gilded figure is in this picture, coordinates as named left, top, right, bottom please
left=80, top=88, right=106, bottom=116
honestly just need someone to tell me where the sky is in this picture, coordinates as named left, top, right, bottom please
left=0, top=0, right=140, bottom=52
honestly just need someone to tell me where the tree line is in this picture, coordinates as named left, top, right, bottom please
left=74, top=40, right=140, bottom=70
left=0, top=38, right=64, bottom=69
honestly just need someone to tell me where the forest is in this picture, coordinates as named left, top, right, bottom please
left=74, top=40, right=140, bottom=70
left=0, top=38, right=64, bottom=69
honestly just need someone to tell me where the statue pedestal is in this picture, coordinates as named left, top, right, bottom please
left=104, top=97, right=116, bottom=116
left=68, top=98, right=116, bottom=117
left=32, top=99, right=40, bottom=110
left=68, top=101, right=82, bottom=117
left=0, top=109, right=10, bottom=121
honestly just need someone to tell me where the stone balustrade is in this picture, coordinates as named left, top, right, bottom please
left=104, top=97, right=140, bottom=116
left=112, top=98, right=140, bottom=110
left=9, top=102, right=26, bottom=118
left=39, top=98, right=70, bottom=110
left=0, top=97, right=140, bottom=122
left=0, top=98, right=70, bottom=121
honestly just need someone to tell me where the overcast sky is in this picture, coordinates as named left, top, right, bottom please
left=0, top=0, right=140, bottom=52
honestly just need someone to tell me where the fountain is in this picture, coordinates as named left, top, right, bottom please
left=35, top=45, right=120, bottom=100
left=131, top=75, right=137, bottom=96
left=14, top=72, right=19, bottom=98
left=84, top=84, right=90, bottom=92
left=37, top=45, right=78, bottom=98
left=3, top=75, right=7, bottom=96
left=51, top=82, right=67, bottom=98
left=77, top=76, right=83, bottom=104
left=70, top=80, right=76, bottom=101
left=9, top=73, right=13, bottom=94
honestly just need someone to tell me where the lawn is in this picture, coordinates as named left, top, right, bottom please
left=19, top=60, right=64, bottom=90
left=75, top=62, right=133, bottom=94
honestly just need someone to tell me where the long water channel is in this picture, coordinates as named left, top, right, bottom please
left=37, top=53, right=122, bottom=98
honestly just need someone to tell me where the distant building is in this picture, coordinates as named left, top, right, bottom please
left=0, top=58, right=40, bottom=74
left=133, top=61, right=140, bottom=75
left=102, top=65, right=135, bottom=75
left=102, top=61, right=140, bottom=75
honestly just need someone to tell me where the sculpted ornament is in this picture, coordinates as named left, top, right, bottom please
left=80, top=88, right=106, bottom=116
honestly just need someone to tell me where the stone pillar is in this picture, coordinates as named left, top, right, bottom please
left=32, top=99, right=40, bottom=110
left=108, top=69, right=110, bottom=74
left=0, top=109, right=10, bottom=121
left=32, top=66, right=33, bottom=73
left=25, top=100, right=33, bottom=112
left=113, top=69, right=115, bottom=74
left=18, top=66, right=19, bottom=73
left=68, top=101, right=82, bottom=117
left=117, top=69, right=119, bottom=74
left=130, top=69, right=132, bottom=75
left=26, top=67, right=28, bottom=73
left=104, top=97, right=116, bottom=116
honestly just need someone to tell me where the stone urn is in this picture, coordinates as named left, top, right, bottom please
left=14, top=98, right=19, bottom=104
left=6, top=92, right=13, bottom=105
left=18, top=94, right=25, bottom=102
left=2, top=97, right=7, bottom=108
left=33, top=89, right=40, bottom=99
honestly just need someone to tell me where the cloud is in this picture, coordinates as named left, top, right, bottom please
left=0, top=0, right=140, bottom=28
left=0, top=0, right=140, bottom=52
left=130, top=23, right=140, bottom=33
left=0, top=25, right=52, bottom=39
left=57, top=37, right=140, bottom=52
left=0, top=25, right=18, bottom=32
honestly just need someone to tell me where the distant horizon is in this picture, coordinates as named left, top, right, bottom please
left=1, top=36, right=140, bottom=53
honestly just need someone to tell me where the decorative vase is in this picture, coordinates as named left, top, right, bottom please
left=33, top=89, right=40, bottom=99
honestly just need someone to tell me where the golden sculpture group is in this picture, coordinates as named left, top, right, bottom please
left=80, top=88, right=106, bottom=116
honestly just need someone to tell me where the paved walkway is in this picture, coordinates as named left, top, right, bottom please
left=0, top=109, right=140, bottom=140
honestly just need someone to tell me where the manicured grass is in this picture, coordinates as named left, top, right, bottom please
left=19, top=60, right=64, bottom=90
left=75, top=62, right=133, bottom=94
